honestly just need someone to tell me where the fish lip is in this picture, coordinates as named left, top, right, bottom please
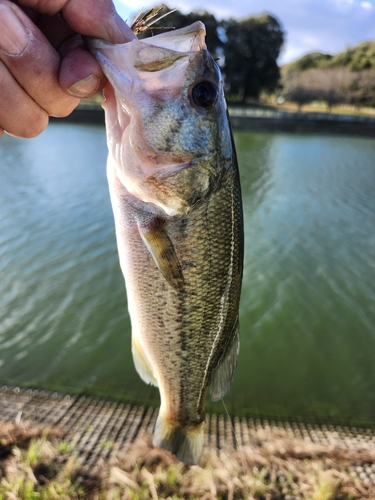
left=83, top=35, right=108, bottom=52
left=85, top=20, right=206, bottom=54
left=140, top=21, right=206, bottom=52
left=85, top=22, right=209, bottom=95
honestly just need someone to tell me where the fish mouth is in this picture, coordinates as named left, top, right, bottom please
left=87, top=21, right=206, bottom=53
left=86, top=22, right=212, bottom=162
left=87, top=22, right=221, bottom=217
left=86, top=21, right=207, bottom=96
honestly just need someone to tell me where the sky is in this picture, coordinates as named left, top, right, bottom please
left=112, top=0, right=375, bottom=64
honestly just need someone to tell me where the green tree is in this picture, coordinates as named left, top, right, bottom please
left=283, top=52, right=332, bottom=72
left=223, top=14, right=284, bottom=102
left=284, top=41, right=375, bottom=73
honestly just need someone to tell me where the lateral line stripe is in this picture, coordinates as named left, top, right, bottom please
left=199, top=180, right=236, bottom=407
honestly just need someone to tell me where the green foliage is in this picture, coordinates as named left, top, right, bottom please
left=281, top=40, right=375, bottom=108
left=284, top=41, right=375, bottom=74
left=283, top=52, right=332, bottom=73
left=332, top=41, right=375, bottom=71
left=223, top=14, right=284, bottom=101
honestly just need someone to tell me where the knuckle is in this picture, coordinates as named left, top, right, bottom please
left=49, top=98, right=79, bottom=118
left=27, top=112, right=49, bottom=138
left=19, top=109, right=49, bottom=138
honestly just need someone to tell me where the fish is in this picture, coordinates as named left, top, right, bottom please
left=88, top=21, right=244, bottom=465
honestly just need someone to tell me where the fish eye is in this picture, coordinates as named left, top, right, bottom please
left=191, top=81, right=218, bottom=109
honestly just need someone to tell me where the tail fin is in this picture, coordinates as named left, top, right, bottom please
left=153, top=413, right=205, bottom=465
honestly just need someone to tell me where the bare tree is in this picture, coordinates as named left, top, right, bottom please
left=284, top=86, right=319, bottom=111
left=282, top=68, right=355, bottom=110
left=346, top=69, right=375, bottom=107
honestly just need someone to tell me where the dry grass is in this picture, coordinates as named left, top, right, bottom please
left=1, top=420, right=375, bottom=499
left=270, top=100, right=375, bottom=117
left=109, top=428, right=375, bottom=499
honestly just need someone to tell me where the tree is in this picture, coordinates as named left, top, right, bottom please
left=283, top=40, right=375, bottom=74
left=281, top=42, right=375, bottom=108
left=330, top=41, right=375, bottom=71
left=282, top=68, right=351, bottom=111
left=284, top=86, right=319, bottom=111
left=133, top=7, right=284, bottom=103
left=223, top=14, right=284, bottom=102
left=283, top=52, right=332, bottom=72
left=346, top=69, right=375, bottom=106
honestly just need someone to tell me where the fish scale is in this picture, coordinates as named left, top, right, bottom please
left=89, top=21, right=243, bottom=464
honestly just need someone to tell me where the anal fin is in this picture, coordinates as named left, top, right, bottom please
left=132, top=337, right=159, bottom=387
left=209, top=320, right=240, bottom=401
left=138, top=222, right=185, bottom=292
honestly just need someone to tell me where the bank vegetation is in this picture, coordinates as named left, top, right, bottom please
left=1, top=420, right=375, bottom=499
left=280, top=42, right=375, bottom=111
left=130, top=6, right=375, bottom=114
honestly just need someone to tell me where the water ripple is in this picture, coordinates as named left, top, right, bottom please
left=1, top=127, right=375, bottom=421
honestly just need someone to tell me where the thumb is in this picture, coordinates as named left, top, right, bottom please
left=60, top=0, right=136, bottom=43
left=16, top=0, right=136, bottom=43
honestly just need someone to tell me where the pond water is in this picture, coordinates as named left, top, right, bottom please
left=1, top=123, right=375, bottom=424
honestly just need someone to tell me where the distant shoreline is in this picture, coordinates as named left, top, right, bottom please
left=229, top=114, right=375, bottom=137
left=50, top=107, right=375, bottom=137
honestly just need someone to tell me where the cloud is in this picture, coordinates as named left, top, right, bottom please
left=361, top=1, right=373, bottom=10
left=113, top=0, right=375, bottom=63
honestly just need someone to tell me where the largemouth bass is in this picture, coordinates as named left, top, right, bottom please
left=89, top=22, right=243, bottom=465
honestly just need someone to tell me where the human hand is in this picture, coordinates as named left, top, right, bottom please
left=0, top=0, right=136, bottom=138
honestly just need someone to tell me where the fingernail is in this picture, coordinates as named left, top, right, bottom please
left=68, top=74, right=101, bottom=97
left=0, top=5, right=29, bottom=56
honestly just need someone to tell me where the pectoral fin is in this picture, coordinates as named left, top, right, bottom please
left=209, top=320, right=240, bottom=401
left=138, top=222, right=185, bottom=292
left=132, top=337, right=159, bottom=387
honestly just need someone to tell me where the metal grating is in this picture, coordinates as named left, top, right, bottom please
left=1, top=385, right=375, bottom=483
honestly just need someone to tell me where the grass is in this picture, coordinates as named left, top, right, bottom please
left=262, top=99, right=375, bottom=117
left=0, top=420, right=374, bottom=499
left=0, top=423, right=86, bottom=499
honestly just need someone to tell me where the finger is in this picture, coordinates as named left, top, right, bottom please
left=60, top=43, right=103, bottom=97
left=0, top=60, right=48, bottom=137
left=16, top=0, right=136, bottom=43
left=34, top=13, right=107, bottom=97
left=0, top=1, right=79, bottom=117
left=33, top=10, right=76, bottom=50
left=61, top=0, right=136, bottom=43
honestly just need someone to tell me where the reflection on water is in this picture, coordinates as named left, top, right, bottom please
left=0, top=125, right=140, bottom=399
left=233, top=132, right=375, bottom=422
left=1, top=124, right=375, bottom=423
